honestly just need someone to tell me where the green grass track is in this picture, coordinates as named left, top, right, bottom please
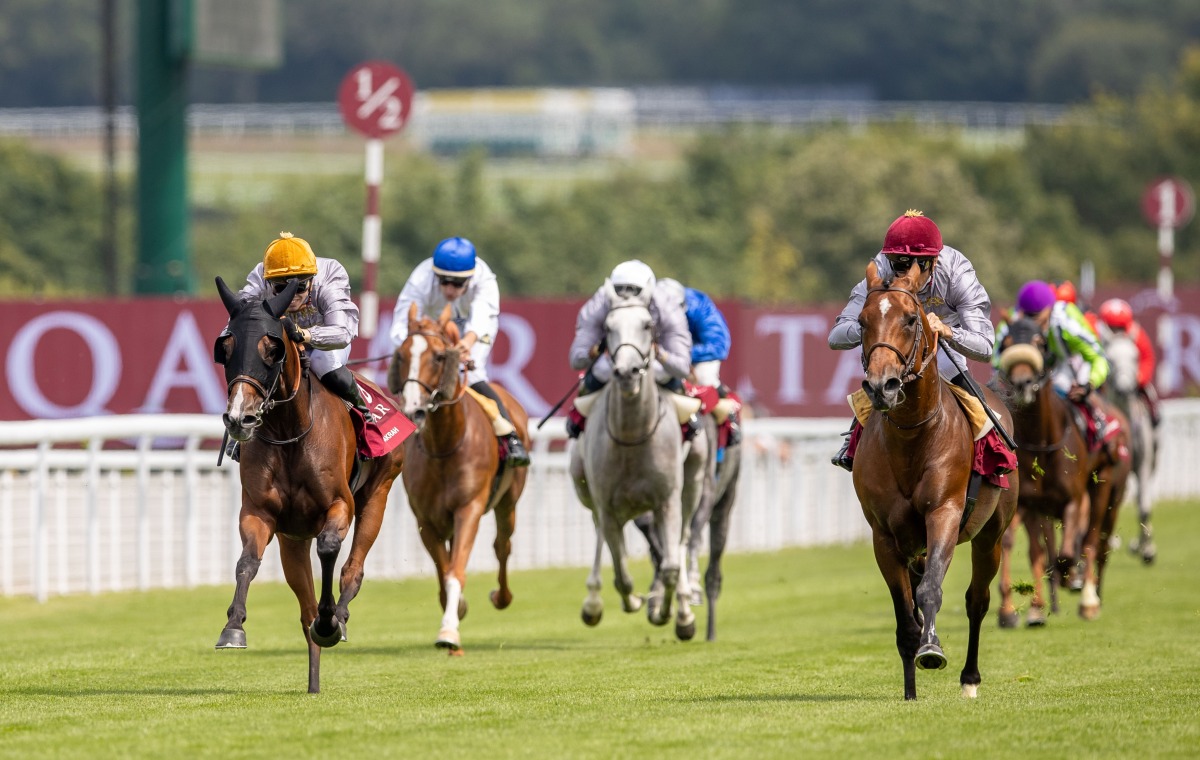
left=1, top=500, right=1197, bottom=758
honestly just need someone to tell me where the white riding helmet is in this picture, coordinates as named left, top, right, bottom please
left=658, top=277, right=686, bottom=309
left=610, top=259, right=656, bottom=298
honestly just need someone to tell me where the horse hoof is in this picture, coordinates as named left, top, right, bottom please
left=435, top=628, right=462, bottom=650
left=1141, top=546, right=1157, bottom=565
left=1026, top=608, right=1047, bottom=627
left=309, top=618, right=345, bottom=648
left=689, top=591, right=704, bottom=607
left=916, top=645, right=947, bottom=670
left=961, top=683, right=979, bottom=699
left=581, top=608, right=602, bottom=627
left=215, top=629, right=247, bottom=649
left=675, top=619, right=696, bottom=641
left=997, top=610, right=1019, bottom=629
left=489, top=589, right=512, bottom=610
left=1078, top=604, right=1100, bottom=621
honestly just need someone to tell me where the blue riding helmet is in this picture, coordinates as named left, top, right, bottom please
left=432, top=237, right=477, bottom=277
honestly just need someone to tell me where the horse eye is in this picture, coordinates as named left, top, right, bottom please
left=433, top=351, right=446, bottom=363
left=906, top=314, right=918, bottom=327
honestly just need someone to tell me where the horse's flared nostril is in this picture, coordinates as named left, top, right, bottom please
left=884, top=377, right=902, bottom=395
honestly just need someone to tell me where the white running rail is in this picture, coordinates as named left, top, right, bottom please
left=1, top=401, right=1197, bottom=601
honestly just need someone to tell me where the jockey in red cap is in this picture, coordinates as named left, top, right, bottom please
left=1098, top=298, right=1160, bottom=426
left=828, top=210, right=998, bottom=472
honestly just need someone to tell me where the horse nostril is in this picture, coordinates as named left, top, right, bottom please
left=883, top=377, right=901, bottom=395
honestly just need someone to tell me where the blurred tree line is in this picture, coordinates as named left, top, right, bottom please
left=2, top=49, right=1199, bottom=304
left=2, top=0, right=1199, bottom=107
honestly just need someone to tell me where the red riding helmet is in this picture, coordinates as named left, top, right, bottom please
left=1056, top=281, right=1077, bottom=304
left=1098, top=298, right=1133, bottom=330
left=881, top=209, right=943, bottom=256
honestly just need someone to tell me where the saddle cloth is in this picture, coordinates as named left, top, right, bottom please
left=845, top=383, right=1016, bottom=488
left=847, top=384, right=994, bottom=441
left=351, top=379, right=416, bottom=459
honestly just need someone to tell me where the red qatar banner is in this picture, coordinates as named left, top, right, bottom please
left=0, top=287, right=1197, bottom=422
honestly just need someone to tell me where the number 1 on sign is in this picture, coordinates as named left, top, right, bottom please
left=354, top=69, right=405, bottom=130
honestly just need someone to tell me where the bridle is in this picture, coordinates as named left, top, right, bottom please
left=861, top=284, right=940, bottom=431
left=604, top=302, right=662, bottom=446
left=226, top=328, right=315, bottom=445
left=397, top=330, right=469, bottom=414
left=398, top=329, right=470, bottom=458
left=860, top=285, right=939, bottom=385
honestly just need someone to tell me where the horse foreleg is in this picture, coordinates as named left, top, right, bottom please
left=1022, top=510, right=1049, bottom=626
left=914, top=508, right=960, bottom=673
left=996, top=514, right=1019, bottom=628
left=1059, top=492, right=1089, bottom=592
left=872, top=531, right=920, bottom=700
left=336, top=477, right=398, bottom=631
left=581, top=516, right=606, bottom=626
left=703, top=481, right=737, bottom=642
left=279, top=537, right=321, bottom=694
left=632, top=511, right=664, bottom=589
left=1079, top=476, right=1118, bottom=620
left=436, top=499, right=488, bottom=654
left=215, top=513, right=273, bottom=650
left=490, top=499, right=516, bottom=610
left=310, top=509, right=350, bottom=648
left=603, top=515, right=643, bottom=616
left=961, top=521, right=1003, bottom=699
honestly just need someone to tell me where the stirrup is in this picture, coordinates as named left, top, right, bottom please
left=503, top=433, right=531, bottom=467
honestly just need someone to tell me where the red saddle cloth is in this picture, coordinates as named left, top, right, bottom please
left=1069, top=400, right=1123, bottom=453
left=975, top=430, right=1017, bottom=489
left=844, top=414, right=1017, bottom=488
left=684, top=382, right=742, bottom=448
left=350, top=379, right=416, bottom=459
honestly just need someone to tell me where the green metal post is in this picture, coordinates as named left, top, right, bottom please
left=136, top=0, right=193, bottom=295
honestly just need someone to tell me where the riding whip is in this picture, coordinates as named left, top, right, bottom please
left=536, top=340, right=606, bottom=430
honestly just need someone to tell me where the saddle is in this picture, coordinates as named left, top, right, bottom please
left=685, top=381, right=743, bottom=450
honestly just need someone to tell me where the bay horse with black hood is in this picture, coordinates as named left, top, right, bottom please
left=213, top=277, right=405, bottom=693
left=854, top=260, right=1018, bottom=700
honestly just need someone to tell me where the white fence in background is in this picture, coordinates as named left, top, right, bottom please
left=2, top=400, right=1198, bottom=601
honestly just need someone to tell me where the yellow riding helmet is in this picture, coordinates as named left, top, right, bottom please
left=263, top=232, right=317, bottom=279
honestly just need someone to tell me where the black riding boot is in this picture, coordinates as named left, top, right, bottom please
left=323, top=365, right=375, bottom=422
left=832, top=417, right=860, bottom=472
left=470, top=381, right=531, bottom=467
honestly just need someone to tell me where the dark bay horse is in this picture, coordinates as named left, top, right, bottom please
left=993, top=317, right=1131, bottom=624
left=387, top=303, right=530, bottom=655
left=854, top=261, right=1017, bottom=700
left=213, top=277, right=405, bottom=693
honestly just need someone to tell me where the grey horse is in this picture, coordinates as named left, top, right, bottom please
left=635, top=411, right=741, bottom=641
left=1103, top=332, right=1158, bottom=563
left=569, top=289, right=703, bottom=640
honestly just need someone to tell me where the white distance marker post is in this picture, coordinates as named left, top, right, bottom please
left=360, top=138, right=384, bottom=338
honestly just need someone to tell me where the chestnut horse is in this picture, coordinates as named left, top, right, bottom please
left=854, top=261, right=1017, bottom=700
left=993, top=317, right=1131, bottom=624
left=213, top=277, right=405, bottom=693
left=387, top=303, right=531, bottom=655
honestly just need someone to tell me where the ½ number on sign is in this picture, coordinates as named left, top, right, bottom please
left=355, top=69, right=406, bottom=131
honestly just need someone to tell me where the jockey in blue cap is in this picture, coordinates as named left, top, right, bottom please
left=390, top=237, right=530, bottom=467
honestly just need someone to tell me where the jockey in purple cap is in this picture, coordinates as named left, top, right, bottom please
left=1000, top=279, right=1111, bottom=454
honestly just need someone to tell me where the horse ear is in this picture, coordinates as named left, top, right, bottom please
left=437, top=303, right=454, bottom=328
left=865, top=262, right=883, bottom=290
left=444, top=320, right=461, bottom=344
left=216, top=277, right=240, bottom=314
left=264, top=280, right=297, bottom=318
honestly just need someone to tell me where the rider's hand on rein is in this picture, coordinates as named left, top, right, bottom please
left=925, top=313, right=953, bottom=340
